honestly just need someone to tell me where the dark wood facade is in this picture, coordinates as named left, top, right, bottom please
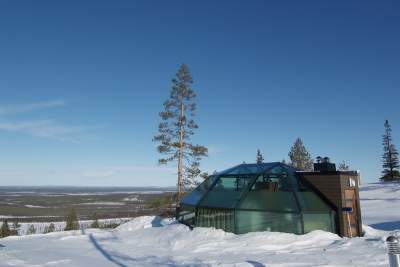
left=298, top=171, right=362, bottom=237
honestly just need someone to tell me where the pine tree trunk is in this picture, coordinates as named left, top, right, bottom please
left=177, top=101, right=184, bottom=206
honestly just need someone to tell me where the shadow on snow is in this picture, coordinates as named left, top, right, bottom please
left=370, top=221, right=400, bottom=231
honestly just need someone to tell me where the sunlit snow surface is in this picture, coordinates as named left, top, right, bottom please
left=1, top=182, right=400, bottom=267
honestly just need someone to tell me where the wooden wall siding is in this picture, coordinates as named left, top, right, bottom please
left=340, top=174, right=363, bottom=236
left=301, top=173, right=362, bottom=237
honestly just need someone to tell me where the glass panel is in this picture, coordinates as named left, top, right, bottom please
left=215, top=163, right=291, bottom=176
left=238, top=164, right=268, bottom=174
left=199, top=176, right=252, bottom=209
left=177, top=205, right=196, bottom=227
left=216, top=165, right=241, bottom=175
left=212, top=177, right=252, bottom=191
left=250, top=174, right=292, bottom=191
left=250, top=165, right=299, bottom=191
left=296, top=179, right=332, bottom=211
left=237, top=191, right=299, bottom=212
left=268, top=165, right=285, bottom=174
left=239, top=173, right=300, bottom=212
left=303, top=212, right=335, bottom=233
left=236, top=210, right=302, bottom=234
left=181, top=175, right=218, bottom=206
left=296, top=192, right=331, bottom=211
left=225, top=165, right=252, bottom=175
left=196, top=208, right=234, bottom=233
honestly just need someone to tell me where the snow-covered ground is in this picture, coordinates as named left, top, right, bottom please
left=1, top=182, right=400, bottom=267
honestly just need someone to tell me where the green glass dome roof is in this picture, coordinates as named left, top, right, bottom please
left=178, top=162, right=336, bottom=235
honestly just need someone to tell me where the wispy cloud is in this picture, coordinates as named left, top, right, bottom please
left=0, top=100, right=66, bottom=115
left=0, top=120, right=85, bottom=141
left=0, top=99, right=88, bottom=142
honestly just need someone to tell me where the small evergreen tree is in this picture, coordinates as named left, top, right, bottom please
left=381, top=120, right=400, bottom=181
left=288, top=138, right=313, bottom=171
left=64, top=209, right=79, bottom=231
left=90, top=213, right=100, bottom=228
left=153, top=64, right=208, bottom=204
left=0, top=220, right=11, bottom=238
left=11, top=218, right=20, bottom=235
left=26, top=224, right=36, bottom=235
left=13, top=218, right=20, bottom=230
left=338, top=161, right=349, bottom=171
left=48, top=223, right=55, bottom=232
left=44, top=223, right=55, bottom=234
left=256, top=149, right=264, bottom=164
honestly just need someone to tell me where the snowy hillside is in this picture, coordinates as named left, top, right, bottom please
left=1, top=182, right=400, bottom=267
left=360, top=182, right=400, bottom=230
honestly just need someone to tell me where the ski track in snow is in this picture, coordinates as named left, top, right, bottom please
left=0, top=182, right=399, bottom=267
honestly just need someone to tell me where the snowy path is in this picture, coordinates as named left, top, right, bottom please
left=1, top=182, right=400, bottom=267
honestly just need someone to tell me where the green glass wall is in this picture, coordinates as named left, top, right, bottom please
left=196, top=207, right=234, bottom=232
left=199, top=176, right=253, bottom=209
left=178, top=162, right=337, bottom=235
left=302, top=212, right=336, bottom=233
left=181, top=175, right=218, bottom=206
left=236, top=211, right=302, bottom=234
left=177, top=205, right=196, bottom=227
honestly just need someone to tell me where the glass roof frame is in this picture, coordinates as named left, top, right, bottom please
left=191, top=162, right=295, bottom=209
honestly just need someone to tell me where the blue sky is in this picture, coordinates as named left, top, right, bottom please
left=0, top=0, right=399, bottom=186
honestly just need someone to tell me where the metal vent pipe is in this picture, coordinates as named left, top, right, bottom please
left=387, top=236, right=400, bottom=267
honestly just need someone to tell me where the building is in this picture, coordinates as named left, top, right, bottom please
left=177, top=160, right=361, bottom=237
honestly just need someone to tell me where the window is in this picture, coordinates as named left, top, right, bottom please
left=250, top=173, right=293, bottom=192
left=212, top=176, right=252, bottom=191
left=199, top=176, right=253, bottom=209
left=181, top=175, right=218, bottom=206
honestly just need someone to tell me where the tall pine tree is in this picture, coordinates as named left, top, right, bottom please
left=381, top=120, right=400, bottom=181
left=153, top=64, right=208, bottom=204
left=288, top=138, right=313, bottom=171
left=256, top=149, right=264, bottom=164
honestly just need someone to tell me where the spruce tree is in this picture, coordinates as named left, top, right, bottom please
left=153, top=64, right=208, bottom=204
left=26, top=224, right=36, bottom=235
left=90, top=213, right=100, bottom=228
left=0, top=220, right=10, bottom=238
left=288, top=138, right=313, bottom=171
left=256, top=149, right=264, bottom=164
left=381, top=120, right=400, bottom=181
left=10, top=219, right=20, bottom=236
left=44, top=223, right=55, bottom=234
left=13, top=218, right=20, bottom=230
left=64, top=209, right=79, bottom=231
left=48, top=223, right=55, bottom=233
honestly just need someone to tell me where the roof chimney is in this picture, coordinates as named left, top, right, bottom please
left=314, top=156, right=336, bottom=172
